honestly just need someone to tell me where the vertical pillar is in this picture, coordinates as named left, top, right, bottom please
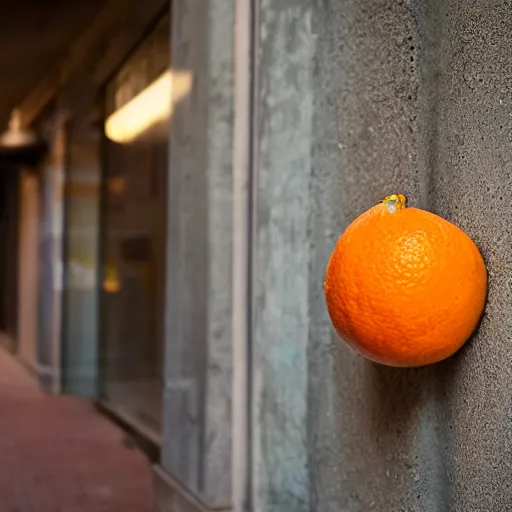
left=250, top=0, right=441, bottom=510
left=17, top=169, right=41, bottom=371
left=154, top=1, right=238, bottom=511
left=37, top=112, right=66, bottom=392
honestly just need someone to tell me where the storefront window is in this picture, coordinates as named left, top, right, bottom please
left=100, top=13, right=170, bottom=440
left=61, top=105, right=101, bottom=396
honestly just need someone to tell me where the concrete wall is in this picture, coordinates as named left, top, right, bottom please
left=252, top=0, right=512, bottom=511
left=159, top=2, right=236, bottom=510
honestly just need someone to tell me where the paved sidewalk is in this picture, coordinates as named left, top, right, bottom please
left=0, top=348, right=152, bottom=512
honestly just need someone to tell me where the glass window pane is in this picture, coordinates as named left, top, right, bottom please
left=100, top=12, right=170, bottom=440
left=62, top=106, right=101, bottom=396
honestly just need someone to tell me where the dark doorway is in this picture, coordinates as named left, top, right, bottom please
left=0, top=168, right=19, bottom=349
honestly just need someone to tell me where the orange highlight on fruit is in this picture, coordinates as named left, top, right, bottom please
left=324, top=194, right=487, bottom=367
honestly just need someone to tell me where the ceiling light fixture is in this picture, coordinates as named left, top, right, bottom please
left=0, top=109, right=47, bottom=165
left=104, top=70, right=192, bottom=144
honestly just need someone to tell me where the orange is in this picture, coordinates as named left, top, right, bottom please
left=324, top=194, right=487, bottom=367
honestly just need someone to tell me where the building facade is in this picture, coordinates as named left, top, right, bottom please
left=4, top=0, right=512, bottom=511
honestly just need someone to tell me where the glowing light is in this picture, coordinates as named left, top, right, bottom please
left=105, top=70, right=192, bottom=144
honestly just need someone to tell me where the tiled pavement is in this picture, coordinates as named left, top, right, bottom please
left=0, top=348, right=152, bottom=512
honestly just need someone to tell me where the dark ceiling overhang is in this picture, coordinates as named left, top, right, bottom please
left=0, top=0, right=106, bottom=128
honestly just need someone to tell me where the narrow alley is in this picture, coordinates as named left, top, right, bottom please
left=0, top=347, right=152, bottom=512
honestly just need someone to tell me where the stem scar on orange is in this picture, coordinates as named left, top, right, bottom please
left=324, top=194, right=487, bottom=367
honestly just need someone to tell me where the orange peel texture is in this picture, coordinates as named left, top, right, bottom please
left=324, top=194, right=487, bottom=367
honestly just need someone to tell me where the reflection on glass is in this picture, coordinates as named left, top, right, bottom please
left=62, top=106, right=101, bottom=396
left=105, top=70, right=192, bottom=144
left=100, top=12, right=170, bottom=441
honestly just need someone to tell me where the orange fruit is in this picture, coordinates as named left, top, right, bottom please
left=324, top=194, right=487, bottom=367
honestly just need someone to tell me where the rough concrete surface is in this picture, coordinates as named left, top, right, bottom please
left=162, top=0, right=235, bottom=508
left=253, top=0, right=512, bottom=511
